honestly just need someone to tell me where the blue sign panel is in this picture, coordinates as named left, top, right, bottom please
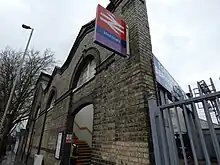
left=153, top=56, right=187, bottom=99
left=94, top=4, right=129, bottom=57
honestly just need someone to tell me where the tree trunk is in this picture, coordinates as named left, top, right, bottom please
left=0, top=115, right=13, bottom=158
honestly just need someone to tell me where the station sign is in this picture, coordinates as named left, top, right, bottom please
left=153, top=56, right=187, bottom=99
left=66, top=134, right=72, bottom=143
left=94, top=4, right=129, bottom=57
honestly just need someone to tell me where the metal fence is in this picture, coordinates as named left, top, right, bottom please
left=149, top=80, right=220, bottom=165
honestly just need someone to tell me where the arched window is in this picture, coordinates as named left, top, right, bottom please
left=36, top=106, right=41, bottom=119
left=77, top=58, right=96, bottom=87
left=47, top=90, right=56, bottom=109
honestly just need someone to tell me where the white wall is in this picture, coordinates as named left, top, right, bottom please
left=73, top=104, right=93, bottom=146
left=74, top=123, right=92, bottom=146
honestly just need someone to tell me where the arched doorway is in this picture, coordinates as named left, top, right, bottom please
left=73, top=104, right=94, bottom=147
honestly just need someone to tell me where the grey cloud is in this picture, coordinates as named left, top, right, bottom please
left=148, top=0, right=220, bottom=91
left=0, top=0, right=109, bottom=63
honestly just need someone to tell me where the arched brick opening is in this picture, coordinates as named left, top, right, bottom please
left=73, top=104, right=94, bottom=145
left=61, top=94, right=94, bottom=165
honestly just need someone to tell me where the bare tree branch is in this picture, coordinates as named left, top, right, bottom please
left=13, top=117, right=29, bottom=126
left=10, top=123, right=18, bottom=134
left=0, top=47, right=55, bottom=137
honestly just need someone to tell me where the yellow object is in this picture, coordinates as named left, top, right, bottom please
left=70, top=144, right=79, bottom=159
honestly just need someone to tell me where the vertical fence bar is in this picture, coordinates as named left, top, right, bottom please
left=175, top=107, right=188, bottom=165
left=188, top=85, right=211, bottom=165
left=190, top=102, right=211, bottom=164
left=158, top=90, right=171, bottom=165
left=188, top=111, right=203, bottom=160
left=158, top=109, right=170, bottom=165
left=202, top=100, right=220, bottom=163
left=160, top=91, right=176, bottom=165
left=148, top=98, right=162, bottom=165
left=172, top=96, right=188, bottom=165
left=182, top=104, right=199, bottom=165
left=163, top=110, right=177, bottom=165
left=210, top=78, right=220, bottom=123
left=198, top=82, right=220, bottom=163
left=164, top=93, right=179, bottom=165
left=214, top=99, right=220, bottom=123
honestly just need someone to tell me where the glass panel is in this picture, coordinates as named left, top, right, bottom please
left=89, top=59, right=96, bottom=77
left=36, top=108, right=40, bottom=118
left=50, top=97, right=55, bottom=108
left=77, top=72, right=83, bottom=87
left=76, top=59, right=96, bottom=88
left=77, top=64, right=88, bottom=87
left=47, top=92, right=55, bottom=109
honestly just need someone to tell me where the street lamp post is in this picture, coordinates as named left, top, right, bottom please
left=0, top=24, right=34, bottom=138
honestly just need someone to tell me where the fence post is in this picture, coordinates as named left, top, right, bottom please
left=189, top=85, right=211, bottom=165
left=164, top=92, right=179, bottom=165
left=210, top=78, right=220, bottom=123
left=173, top=104, right=188, bottom=165
left=183, top=104, right=199, bottom=165
left=159, top=91, right=174, bottom=165
left=188, top=112, right=203, bottom=160
left=202, top=100, right=220, bottom=163
left=148, top=97, right=162, bottom=165
left=198, top=82, right=220, bottom=163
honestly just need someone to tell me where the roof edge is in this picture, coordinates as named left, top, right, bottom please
left=43, top=0, right=123, bottom=93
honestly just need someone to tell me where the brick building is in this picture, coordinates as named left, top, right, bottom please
left=20, top=0, right=180, bottom=164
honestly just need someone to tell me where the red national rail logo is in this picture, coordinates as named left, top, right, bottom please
left=94, top=4, right=129, bottom=57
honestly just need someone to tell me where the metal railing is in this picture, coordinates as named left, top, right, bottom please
left=149, top=80, right=220, bottom=165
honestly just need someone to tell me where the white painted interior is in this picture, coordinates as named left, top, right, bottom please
left=33, top=154, right=43, bottom=165
left=73, top=104, right=94, bottom=147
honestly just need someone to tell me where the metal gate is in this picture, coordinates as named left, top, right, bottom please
left=149, top=79, right=220, bottom=165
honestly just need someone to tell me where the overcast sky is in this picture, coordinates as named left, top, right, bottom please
left=1, top=0, right=220, bottom=92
